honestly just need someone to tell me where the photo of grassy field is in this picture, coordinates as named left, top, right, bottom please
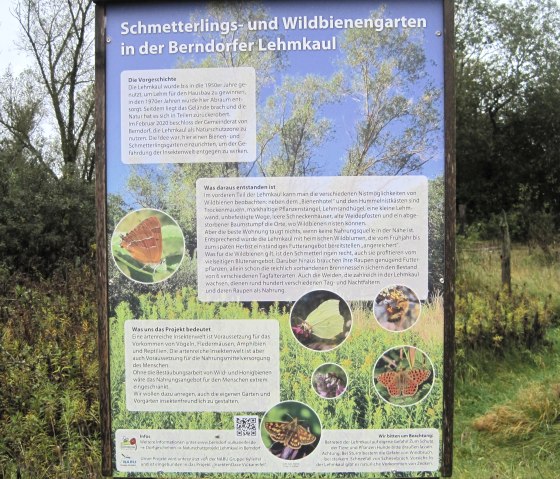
left=109, top=292, right=444, bottom=434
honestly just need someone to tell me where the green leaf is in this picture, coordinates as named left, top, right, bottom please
left=305, top=299, right=344, bottom=339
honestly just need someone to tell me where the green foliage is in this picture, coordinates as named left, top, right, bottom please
left=108, top=248, right=199, bottom=319
left=455, top=240, right=560, bottom=392
left=340, top=7, right=440, bottom=176
left=455, top=243, right=559, bottom=365
left=256, top=74, right=341, bottom=176
left=456, top=288, right=551, bottom=351
left=0, top=266, right=100, bottom=478
left=454, top=329, right=560, bottom=479
left=0, top=142, right=96, bottom=276
left=428, top=176, right=445, bottom=294
left=456, top=0, right=560, bottom=228
left=184, top=2, right=285, bottom=95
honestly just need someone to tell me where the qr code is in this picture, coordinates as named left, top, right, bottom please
left=234, top=416, right=258, bottom=437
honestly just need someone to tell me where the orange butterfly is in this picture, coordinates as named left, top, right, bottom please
left=120, top=216, right=163, bottom=267
left=264, top=418, right=316, bottom=450
left=377, top=368, right=431, bottom=397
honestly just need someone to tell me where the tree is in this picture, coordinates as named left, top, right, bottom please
left=175, top=2, right=287, bottom=179
left=0, top=68, right=53, bottom=179
left=339, top=9, right=440, bottom=176
left=3, top=0, right=96, bottom=181
left=255, top=74, right=341, bottom=177
left=0, top=0, right=96, bottom=275
left=456, top=0, right=560, bottom=231
left=179, top=2, right=285, bottom=96
left=0, top=134, right=95, bottom=275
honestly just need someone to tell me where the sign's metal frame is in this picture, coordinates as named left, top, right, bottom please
left=94, top=1, right=455, bottom=476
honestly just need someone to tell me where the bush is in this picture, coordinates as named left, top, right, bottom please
left=0, top=156, right=96, bottom=277
left=0, top=265, right=101, bottom=478
left=456, top=287, right=552, bottom=352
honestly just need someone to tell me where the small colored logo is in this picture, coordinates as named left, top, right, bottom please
left=121, top=437, right=137, bottom=450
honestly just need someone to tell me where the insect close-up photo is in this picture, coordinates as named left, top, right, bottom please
left=374, top=285, right=421, bottom=332
left=311, top=363, right=348, bottom=399
left=290, top=290, right=353, bottom=351
left=373, top=346, right=434, bottom=407
left=111, top=208, right=185, bottom=284
left=261, top=401, right=321, bottom=460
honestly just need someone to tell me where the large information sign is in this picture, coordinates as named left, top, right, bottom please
left=95, top=0, right=455, bottom=477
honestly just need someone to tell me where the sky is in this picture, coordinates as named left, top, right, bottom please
left=0, top=0, right=31, bottom=74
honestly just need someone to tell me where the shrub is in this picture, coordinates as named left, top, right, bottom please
left=0, top=265, right=101, bottom=478
left=456, top=287, right=552, bottom=352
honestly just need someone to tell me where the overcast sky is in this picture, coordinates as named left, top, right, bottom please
left=0, top=0, right=31, bottom=75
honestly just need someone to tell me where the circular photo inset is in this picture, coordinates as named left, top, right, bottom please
left=290, top=290, right=352, bottom=351
left=111, top=208, right=185, bottom=284
left=374, top=285, right=421, bottom=332
left=312, top=363, right=348, bottom=399
left=373, top=346, right=434, bottom=407
left=261, top=401, right=321, bottom=460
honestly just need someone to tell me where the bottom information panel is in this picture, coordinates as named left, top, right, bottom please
left=116, top=427, right=439, bottom=474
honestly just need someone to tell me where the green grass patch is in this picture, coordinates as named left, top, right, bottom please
left=452, top=242, right=560, bottom=478
left=453, top=243, right=560, bottom=479
left=453, top=327, right=560, bottom=479
left=456, top=241, right=560, bottom=312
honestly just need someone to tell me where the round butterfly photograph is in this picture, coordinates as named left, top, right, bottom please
left=373, top=345, right=434, bottom=407
left=260, top=401, right=321, bottom=461
left=111, top=208, right=185, bottom=284
left=290, top=290, right=352, bottom=351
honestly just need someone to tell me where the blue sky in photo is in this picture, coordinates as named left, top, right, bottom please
left=105, top=0, right=445, bottom=201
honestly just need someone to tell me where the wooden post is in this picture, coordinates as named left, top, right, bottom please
left=94, top=3, right=112, bottom=475
left=442, top=0, right=456, bottom=475
left=457, top=204, right=466, bottom=236
left=500, top=210, right=511, bottom=294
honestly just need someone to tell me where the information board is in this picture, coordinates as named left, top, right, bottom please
left=95, top=1, right=455, bottom=477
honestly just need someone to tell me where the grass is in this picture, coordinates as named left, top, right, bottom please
left=456, top=241, right=560, bottom=311
left=452, top=243, right=560, bottom=479
left=453, top=329, right=560, bottom=479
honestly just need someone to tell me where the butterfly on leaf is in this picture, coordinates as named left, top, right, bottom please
left=298, top=300, right=345, bottom=340
left=376, top=368, right=431, bottom=397
left=264, top=417, right=317, bottom=450
left=120, top=216, right=164, bottom=271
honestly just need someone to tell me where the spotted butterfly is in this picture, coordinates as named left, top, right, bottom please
left=377, top=369, right=431, bottom=397
left=264, top=418, right=317, bottom=449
